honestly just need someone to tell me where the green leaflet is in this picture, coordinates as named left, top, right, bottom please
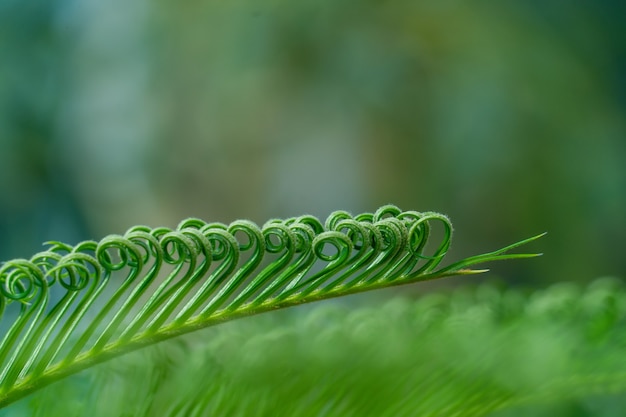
left=0, top=205, right=543, bottom=408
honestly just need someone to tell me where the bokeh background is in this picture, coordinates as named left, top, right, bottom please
left=1, top=0, right=624, bottom=287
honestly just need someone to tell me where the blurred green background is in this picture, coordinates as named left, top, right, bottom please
left=1, top=0, right=624, bottom=287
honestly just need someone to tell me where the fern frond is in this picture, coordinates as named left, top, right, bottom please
left=0, top=205, right=542, bottom=407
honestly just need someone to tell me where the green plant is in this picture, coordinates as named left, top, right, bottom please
left=13, top=278, right=626, bottom=417
left=0, top=205, right=545, bottom=414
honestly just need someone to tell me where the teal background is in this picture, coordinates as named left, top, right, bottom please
left=1, top=0, right=624, bottom=286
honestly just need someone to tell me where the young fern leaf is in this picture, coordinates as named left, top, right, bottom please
left=0, top=205, right=543, bottom=407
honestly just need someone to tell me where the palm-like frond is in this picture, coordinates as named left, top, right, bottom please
left=14, top=279, right=626, bottom=417
left=0, top=205, right=543, bottom=407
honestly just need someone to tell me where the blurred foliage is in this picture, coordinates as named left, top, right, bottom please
left=3, top=278, right=626, bottom=416
left=0, top=1, right=624, bottom=288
